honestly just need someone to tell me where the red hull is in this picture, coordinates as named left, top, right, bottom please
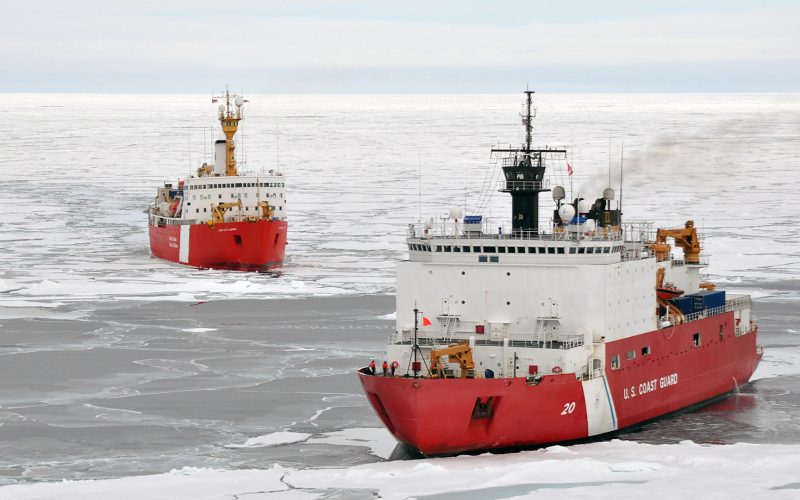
left=149, top=219, right=287, bottom=271
left=359, top=313, right=760, bottom=456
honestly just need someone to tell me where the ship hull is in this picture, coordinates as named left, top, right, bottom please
left=149, top=219, right=287, bottom=271
left=359, top=312, right=761, bottom=456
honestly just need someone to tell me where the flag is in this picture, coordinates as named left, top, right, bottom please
left=211, top=97, right=218, bottom=103
left=422, top=317, right=432, bottom=327
left=567, top=163, right=574, bottom=176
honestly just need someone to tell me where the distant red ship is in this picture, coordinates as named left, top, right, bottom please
left=147, top=89, right=287, bottom=271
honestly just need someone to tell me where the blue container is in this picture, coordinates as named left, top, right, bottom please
left=688, top=290, right=726, bottom=312
left=669, top=296, right=695, bottom=315
left=464, top=215, right=483, bottom=224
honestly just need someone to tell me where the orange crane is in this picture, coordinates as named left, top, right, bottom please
left=651, top=220, right=701, bottom=264
left=430, top=342, right=475, bottom=379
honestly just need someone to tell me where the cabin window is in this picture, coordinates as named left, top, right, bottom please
left=507, top=247, right=516, bottom=254
left=478, top=256, right=488, bottom=263
left=435, top=246, right=442, bottom=252
left=603, top=247, right=611, bottom=254
left=483, top=246, right=496, bottom=253
left=528, top=247, right=536, bottom=253
left=587, top=247, right=594, bottom=254
left=453, top=246, right=461, bottom=253
left=473, top=246, right=481, bottom=253
left=517, top=247, right=525, bottom=253
left=693, top=333, right=701, bottom=347
left=489, top=256, right=499, bottom=263
left=642, top=346, right=651, bottom=356
left=578, top=247, right=586, bottom=254
left=498, top=247, right=506, bottom=253
left=444, top=246, right=452, bottom=252
left=547, top=247, right=555, bottom=254
left=463, top=246, right=471, bottom=253
left=611, top=355, right=620, bottom=370
left=557, top=247, right=564, bottom=254
left=569, top=247, right=576, bottom=254
left=626, top=350, right=636, bottom=360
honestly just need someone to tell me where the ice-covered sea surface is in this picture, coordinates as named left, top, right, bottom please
left=1, top=93, right=799, bottom=498
left=1, top=93, right=799, bottom=305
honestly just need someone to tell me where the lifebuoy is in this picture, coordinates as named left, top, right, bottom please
left=552, top=365, right=562, bottom=374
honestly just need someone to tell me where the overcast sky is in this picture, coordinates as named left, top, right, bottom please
left=2, top=0, right=798, bottom=92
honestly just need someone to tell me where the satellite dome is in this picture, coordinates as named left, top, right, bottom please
left=552, top=186, right=566, bottom=201
left=218, top=104, right=225, bottom=113
left=449, top=207, right=464, bottom=220
left=603, top=187, right=615, bottom=200
left=577, top=199, right=592, bottom=214
left=558, top=204, right=575, bottom=222
left=235, top=95, right=244, bottom=107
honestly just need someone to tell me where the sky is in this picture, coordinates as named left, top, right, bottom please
left=1, top=0, right=798, bottom=92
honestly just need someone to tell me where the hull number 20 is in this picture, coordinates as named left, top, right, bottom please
left=561, top=402, right=576, bottom=415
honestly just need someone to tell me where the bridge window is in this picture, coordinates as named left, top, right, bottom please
left=478, top=256, right=488, bottom=262
left=626, top=350, right=636, bottom=360
left=435, top=246, right=442, bottom=252
left=642, top=346, right=651, bottom=356
left=528, top=247, right=536, bottom=253
left=483, top=246, right=496, bottom=253
left=547, top=247, right=555, bottom=254
left=462, top=246, right=471, bottom=253
left=453, top=246, right=461, bottom=253
left=693, top=333, right=701, bottom=347
left=569, top=247, right=576, bottom=254
left=498, top=247, right=506, bottom=253
left=473, top=246, right=481, bottom=253
left=489, top=256, right=499, bottom=263
left=507, top=247, right=515, bottom=254
left=517, top=247, right=525, bottom=253
left=587, top=247, right=595, bottom=254
left=557, top=247, right=565, bottom=254
left=444, top=246, right=452, bottom=252
left=611, top=355, right=620, bottom=370
left=578, top=247, right=586, bottom=254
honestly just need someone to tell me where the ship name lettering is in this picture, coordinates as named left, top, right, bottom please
left=624, top=373, right=679, bottom=399
left=659, top=373, right=678, bottom=388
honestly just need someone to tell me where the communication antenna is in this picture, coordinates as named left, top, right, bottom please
left=418, top=149, right=422, bottom=222
left=275, top=124, right=280, bottom=173
left=619, top=141, right=624, bottom=215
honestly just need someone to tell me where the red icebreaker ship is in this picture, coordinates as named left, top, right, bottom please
left=148, top=89, right=287, bottom=271
left=358, top=91, right=762, bottom=456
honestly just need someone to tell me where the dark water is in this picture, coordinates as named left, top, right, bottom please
left=0, top=290, right=798, bottom=485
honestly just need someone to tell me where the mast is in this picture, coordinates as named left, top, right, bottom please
left=523, top=89, right=534, bottom=152
left=494, top=90, right=566, bottom=235
left=212, top=88, right=246, bottom=177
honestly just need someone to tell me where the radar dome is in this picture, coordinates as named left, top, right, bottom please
left=218, top=104, right=225, bottom=113
left=558, top=204, right=575, bottom=222
left=577, top=199, right=592, bottom=214
left=449, top=207, right=464, bottom=220
left=424, top=217, right=433, bottom=230
left=603, top=187, right=615, bottom=200
left=235, top=95, right=244, bottom=107
left=552, top=186, right=566, bottom=201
